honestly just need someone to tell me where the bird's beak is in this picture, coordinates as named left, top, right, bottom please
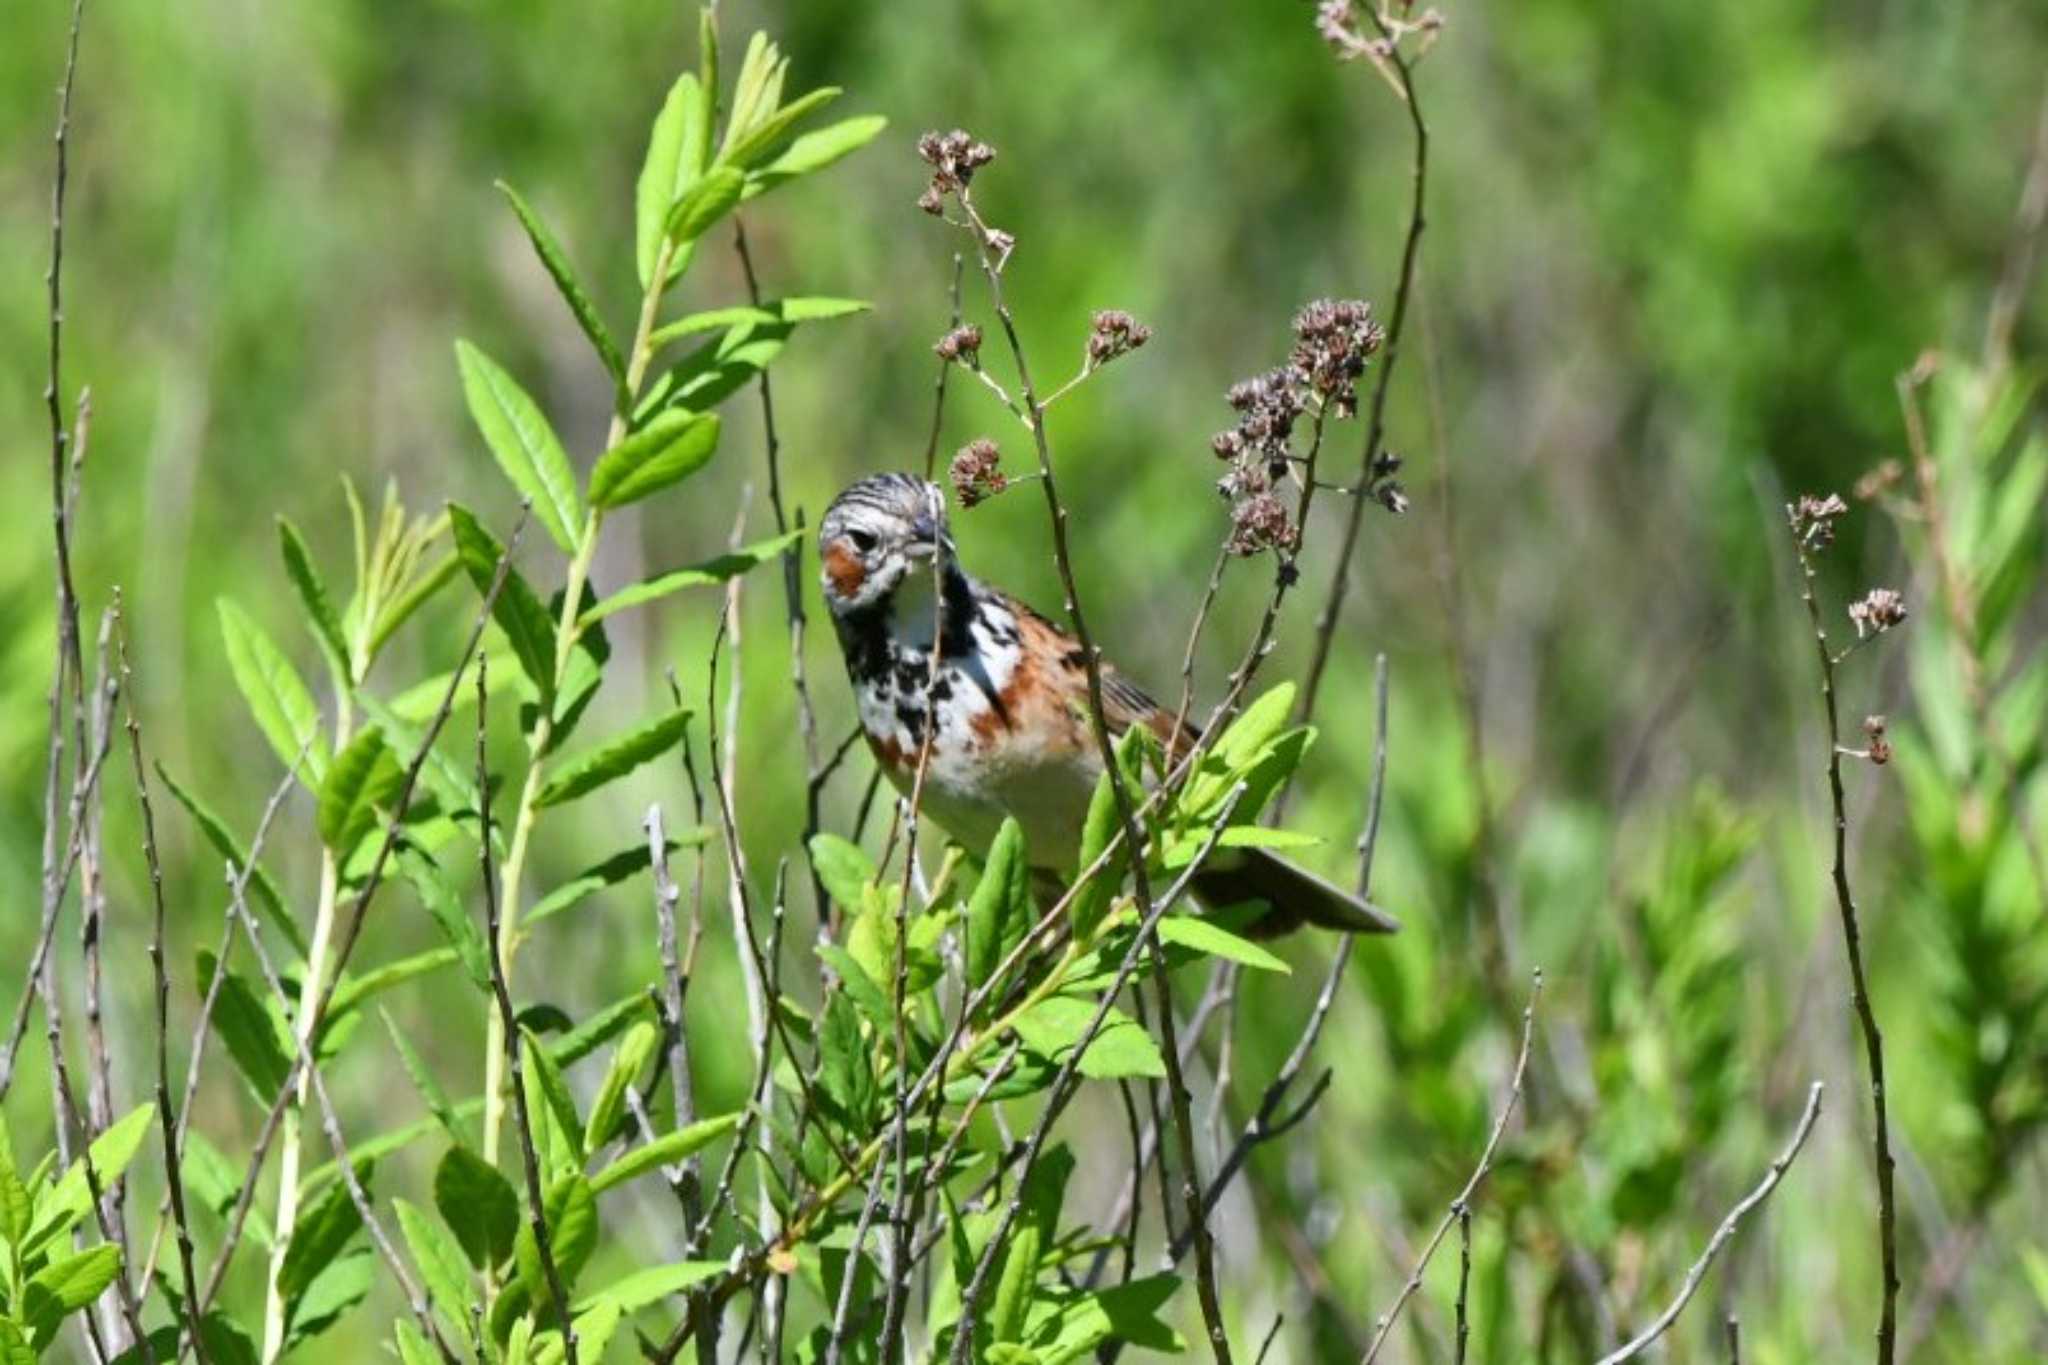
left=906, top=513, right=950, bottom=561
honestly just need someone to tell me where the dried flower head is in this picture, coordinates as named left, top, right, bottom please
left=1290, top=298, right=1382, bottom=417
left=1789, top=493, right=1849, bottom=548
left=934, top=324, right=983, bottom=364
left=1086, top=310, right=1153, bottom=367
left=950, top=438, right=1007, bottom=508
left=1316, top=0, right=1362, bottom=54
left=1847, top=588, right=1907, bottom=638
left=1862, top=714, right=1892, bottom=766
left=916, top=129, right=998, bottom=211
left=1227, top=492, right=1300, bottom=557
left=1376, top=480, right=1410, bottom=515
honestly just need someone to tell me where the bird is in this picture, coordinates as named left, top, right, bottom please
left=816, top=472, right=1397, bottom=939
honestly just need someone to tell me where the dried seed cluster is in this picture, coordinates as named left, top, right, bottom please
left=934, top=324, right=983, bottom=363
left=1789, top=493, right=1849, bottom=549
left=950, top=438, right=1007, bottom=508
left=916, top=129, right=997, bottom=215
left=1212, top=298, right=1396, bottom=556
left=1086, top=310, right=1153, bottom=368
left=1848, top=588, right=1907, bottom=638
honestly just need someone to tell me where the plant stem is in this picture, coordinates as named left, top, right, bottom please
left=262, top=694, right=352, bottom=1364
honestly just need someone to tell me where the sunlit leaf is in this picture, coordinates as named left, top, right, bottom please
left=496, top=181, right=625, bottom=384
left=538, top=709, right=692, bottom=808
left=581, top=529, right=803, bottom=626
left=588, top=409, right=721, bottom=508
left=454, top=340, right=584, bottom=554
left=218, top=598, right=329, bottom=784
left=589, top=1112, right=739, bottom=1195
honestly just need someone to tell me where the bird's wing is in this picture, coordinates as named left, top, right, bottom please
left=1006, top=596, right=1196, bottom=762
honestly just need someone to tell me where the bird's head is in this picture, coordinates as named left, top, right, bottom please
left=817, top=473, right=953, bottom=616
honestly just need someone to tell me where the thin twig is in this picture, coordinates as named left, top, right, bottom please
left=1360, top=969, right=1543, bottom=1365
left=477, top=656, right=580, bottom=1365
left=1791, top=527, right=1900, bottom=1365
left=1596, top=1082, right=1825, bottom=1365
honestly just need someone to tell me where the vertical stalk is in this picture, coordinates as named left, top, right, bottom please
left=262, top=696, right=352, bottom=1363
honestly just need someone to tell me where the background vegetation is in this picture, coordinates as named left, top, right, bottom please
left=4, top=0, right=2047, bottom=1360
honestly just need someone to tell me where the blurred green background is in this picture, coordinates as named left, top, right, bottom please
left=5, top=0, right=2048, bottom=1360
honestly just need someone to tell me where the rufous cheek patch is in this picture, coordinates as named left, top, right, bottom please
left=822, top=541, right=867, bottom=600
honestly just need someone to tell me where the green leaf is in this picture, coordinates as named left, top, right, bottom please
left=808, top=832, right=877, bottom=913
left=0, top=1127, right=29, bottom=1246
left=434, top=1144, right=520, bottom=1271
left=1160, top=825, right=1320, bottom=867
left=1039, top=1273, right=1185, bottom=1362
left=446, top=503, right=558, bottom=701
left=316, top=725, right=401, bottom=851
left=989, top=1218, right=1039, bottom=1347
left=398, top=849, right=492, bottom=994
left=583, top=1021, right=658, bottom=1154
left=582, top=529, right=803, bottom=626
left=31, top=1108, right=153, bottom=1256
left=454, top=340, right=584, bottom=555
left=382, top=1009, right=462, bottom=1140
left=185, top=1130, right=273, bottom=1246
left=218, top=598, right=330, bottom=783
left=0, top=1320, right=33, bottom=1365
left=817, top=944, right=891, bottom=1031
left=526, top=833, right=709, bottom=927
left=1217, top=682, right=1296, bottom=769
left=966, top=818, right=1031, bottom=997
left=587, top=409, right=721, bottom=508
left=1012, top=997, right=1165, bottom=1080
left=1154, top=915, right=1291, bottom=973
left=155, top=764, right=306, bottom=958
left=396, top=1196, right=474, bottom=1337
left=278, top=516, right=351, bottom=684
left=818, top=991, right=876, bottom=1134
left=22, top=1243, right=122, bottom=1347
left=284, top=1249, right=375, bottom=1349
left=550, top=992, right=658, bottom=1069
left=514, top=1173, right=599, bottom=1310
left=575, top=1260, right=723, bottom=1314
left=635, top=73, right=709, bottom=288
left=639, top=320, right=790, bottom=418
left=496, top=181, right=625, bottom=383
left=589, top=1112, right=739, bottom=1195
left=532, top=1301, right=622, bottom=1365
left=723, top=86, right=841, bottom=169
left=368, top=549, right=462, bottom=662
left=279, top=1160, right=372, bottom=1304
left=665, top=164, right=746, bottom=247
left=1071, top=727, right=1149, bottom=941
left=538, top=709, right=692, bottom=808
left=722, top=33, right=783, bottom=151
left=195, top=951, right=293, bottom=1105
left=522, top=1026, right=586, bottom=1171
left=648, top=297, right=868, bottom=349
left=324, top=947, right=462, bottom=1028
left=745, top=115, right=888, bottom=195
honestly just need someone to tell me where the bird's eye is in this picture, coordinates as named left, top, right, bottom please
left=847, top=529, right=878, bottom=554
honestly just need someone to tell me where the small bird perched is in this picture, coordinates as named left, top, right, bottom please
left=817, top=472, right=1397, bottom=939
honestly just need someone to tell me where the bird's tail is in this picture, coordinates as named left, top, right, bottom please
left=1190, top=846, right=1400, bottom=939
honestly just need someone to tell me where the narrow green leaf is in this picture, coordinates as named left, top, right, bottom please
left=746, top=115, right=888, bottom=196
left=155, top=763, right=306, bottom=958
left=279, top=1160, right=372, bottom=1303
left=218, top=598, right=330, bottom=783
left=588, top=409, right=721, bottom=508
left=589, top=1113, right=740, bottom=1195
left=278, top=516, right=351, bottom=684
left=382, top=1008, right=462, bottom=1139
left=723, top=86, right=840, bottom=170
left=722, top=33, right=779, bottom=150
left=521, top=1025, right=586, bottom=1168
left=664, top=164, right=746, bottom=246
left=583, top=1021, right=657, bottom=1154
left=496, top=181, right=625, bottom=383
left=532, top=1301, right=621, bottom=1365
left=538, top=709, right=692, bottom=808
left=817, top=944, right=891, bottom=1030
left=367, top=548, right=462, bottom=663
left=399, top=849, right=491, bottom=993
left=395, top=1196, right=474, bottom=1337
left=454, top=340, right=584, bottom=554
left=648, top=296, right=869, bottom=351
left=635, top=73, right=708, bottom=288
left=23, top=1243, right=122, bottom=1345
left=1216, top=682, right=1297, bottom=769
left=446, top=503, right=557, bottom=701
left=966, top=818, right=1031, bottom=996
left=1153, top=915, right=1291, bottom=973
left=514, top=1173, right=599, bottom=1307
left=1071, top=727, right=1148, bottom=941
left=324, top=947, right=462, bottom=1025
left=434, top=1144, right=520, bottom=1271
left=194, top=951, right=293, bottom=1105
left=525, top=833, right=709, bottom=927
left=316, top=726, right=399, bottom=851
left=818, top=991, right=876, bottom=1133
left=575, top=1260, right=723, bottom=1314
left=185, top=1130, right=273, bottom=1246
left=582, top=529, right=803, bottom=626
left=550, top=992, right=657, bottom=1069
left=1012, top=997, right=1165, bottom=1080
left=284, top=1249, right=375, bottom=1349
